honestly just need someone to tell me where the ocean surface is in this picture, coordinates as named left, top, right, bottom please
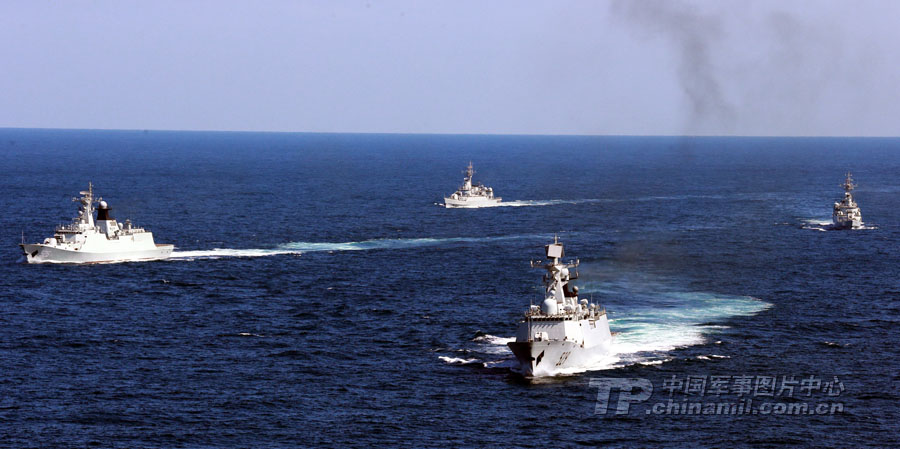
left=1, top=129, right=898, bottom=447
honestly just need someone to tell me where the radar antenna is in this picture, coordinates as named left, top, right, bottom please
left=841, top=172, right=856, bottom=192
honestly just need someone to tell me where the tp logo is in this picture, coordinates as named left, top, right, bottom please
left=590, top=378, right=653, bottom=416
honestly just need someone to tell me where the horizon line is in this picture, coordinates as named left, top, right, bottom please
left=1, top=126, right=899, bottom=139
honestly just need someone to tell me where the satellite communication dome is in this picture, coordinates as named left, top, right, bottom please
left=541, top=298, right=558, bottom=315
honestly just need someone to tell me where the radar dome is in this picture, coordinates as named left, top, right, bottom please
left=541, top=298, right=558, bottom=315
left=99, top=200, right=108, bottom=208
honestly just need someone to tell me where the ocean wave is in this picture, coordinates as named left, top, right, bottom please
left=803, top=219, right=833, bottom=226
left=438, top=356, right=481, bottom=365
left=472, top=334, right=515, bottom=345
left=472, top=334, right=515, bottom=355
left=695, top=355, right=730, bottom=360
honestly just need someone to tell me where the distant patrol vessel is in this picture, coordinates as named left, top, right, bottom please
left=507, top=237, right=613, bottom=377
left=444, top=162, right=501, bottom=208
left=20, top=183, right=173, bottom=263
left=832, top=173, right=863, bottom=229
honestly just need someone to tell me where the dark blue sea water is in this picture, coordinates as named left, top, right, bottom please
left=1, top=129, right=898, bottom=447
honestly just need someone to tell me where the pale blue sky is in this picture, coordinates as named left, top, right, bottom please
left=2, top=0, right=899, bottom=136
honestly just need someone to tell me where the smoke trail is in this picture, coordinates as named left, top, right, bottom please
left=611, top=0, right=735, bottom=134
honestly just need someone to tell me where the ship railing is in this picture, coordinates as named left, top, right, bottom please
left=525, top=308, right=600, bottom=320
left=55, top=223, right=82, bottom=233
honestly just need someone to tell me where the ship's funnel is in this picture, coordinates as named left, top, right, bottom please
left=96, top=201, right=113, bottom=221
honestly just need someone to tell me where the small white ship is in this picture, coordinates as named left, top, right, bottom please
left=444, top=162, right=501, bottom=208
left=508, top=237, right=613, bottom=377
left=20, top=183, right=173, bottom=264
left=832, top=172, right=863, bottom=230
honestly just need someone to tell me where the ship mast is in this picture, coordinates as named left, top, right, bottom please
left=841, top=172, right=856, bottom=193
left=462, top=161, right=474, bottom=191
left=73, top=182, right=96, bottom=229
left=531, top=235, right=580, bottom=314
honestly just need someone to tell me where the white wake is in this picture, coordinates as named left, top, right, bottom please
left=277, top=234, right=537, bottom=252
left=488, top=199, right=604, bottom=207
left=169, top=234, right=541, bottom=261
left=440, top=288, right=772, bottom=376
left=801, top=218, right=878, bottom=231
left=169, top=248, right=303, bottom=260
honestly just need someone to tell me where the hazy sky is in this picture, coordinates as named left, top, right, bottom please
left=2, top=0, right=899, bottom=136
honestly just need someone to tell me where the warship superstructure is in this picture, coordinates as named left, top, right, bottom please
left=507, top=237, right=613, bottom=377
left=832, top=173, right=863, bottom=230
left=444, top=162, right=501, bottom=208
left=20, top=183, right=173, bottom=263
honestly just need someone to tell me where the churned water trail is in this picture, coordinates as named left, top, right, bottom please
left=604, top=292, right=771, bottom=367
left=488, top=199, right=604, bottom=207
left=800, top=218, right=879, bottom=232
left=443, top=274, right=772, bottom=376
left=441, top=194, right=733, bottom=208
left=436, top=199, right=603, bottom=207
left=277, top=234, right=544, bottom=252
left=169, top=248, right=303, bottom=260
left=168, top=234, right=545, bottom=260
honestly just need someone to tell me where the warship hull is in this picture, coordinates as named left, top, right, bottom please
left=443, top=196, right=502, bottom=208
left=508, top=338, right=613, bottom=377
left=832, top=216, right=863, bottom=230
left=20, top=243, right=174, bottom=264
left=21, top=183, right=173, bottom=265
left=507, top=239, right=615, bottom=377
left=832, top=173, right=863, bottom=230
left=508, top=315, right=614, bottom=377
